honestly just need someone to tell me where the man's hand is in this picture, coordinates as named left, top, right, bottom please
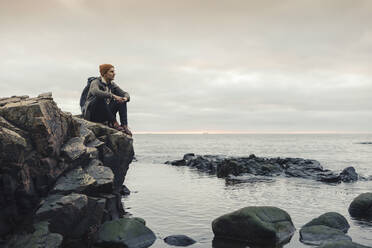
left=113, top=95, right=128, bottom=103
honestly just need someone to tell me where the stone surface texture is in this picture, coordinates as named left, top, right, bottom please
left=212, top=206, right=295, bottom=246
left=0, top=93, right=135, bottom=247
left=166, top=153, right=360, bottom=183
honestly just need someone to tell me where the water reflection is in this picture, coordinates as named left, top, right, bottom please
left=212, top=237, right=289, bottom=248
left=225, top=175, right=275, bottom=185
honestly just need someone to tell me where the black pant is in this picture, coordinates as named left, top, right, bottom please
left=90, top=98, right=128, bottom=125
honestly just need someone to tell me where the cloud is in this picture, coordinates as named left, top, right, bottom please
left=0, top=0, right=371, bottom=132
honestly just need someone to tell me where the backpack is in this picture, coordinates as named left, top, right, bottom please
left=80, top=77, right=98, bottom=112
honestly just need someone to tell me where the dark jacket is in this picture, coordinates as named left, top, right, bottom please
left=83, top=77, right=130, bottom=121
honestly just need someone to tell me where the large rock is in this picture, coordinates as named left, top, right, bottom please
left=96, top=218, right=156, bottom=248
left=0, top=93, right=134, bottom=244
left=0, top=93, right=79, bottom=157
left=73, top=117, right=134, bottom=191
left=35, top=193, right=89, bottom=236
left=212, top=206, right=295, bottom=246
left=349, top=193, right=372, bottom=219
left=303, top=212, right=350, bottom=233
left=299, top=225, right=351, bottom=245
left=5, top=221, right=63, bottom=248
left=318, top=240, right=372, bottom=248
left=35, top=193, right=106, bottom=245
left=52, top=167, right=96, bottom=194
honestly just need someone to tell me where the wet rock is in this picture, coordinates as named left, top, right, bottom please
left=212, top=206, right=295, bottom=246
left=340, top=167, right=358, bottom=182
left=300, top=225, right=351, bottom=245
left=303, top=212, right=350, bottom=233
left=96, top=218, right=156, bottom=248
left=164, top=235, right=196, bottom=246
left=349, top=192, right=372, bottom=219
left=318, top=240, right=372, bottom=248
left=166, top=154, right=354, bottom=184
left=6, top=221, right=63, bottom=248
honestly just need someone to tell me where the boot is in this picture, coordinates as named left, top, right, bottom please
left=109, top=121, right=125, bottom=132
left=121, top=125, right=133, bottom=137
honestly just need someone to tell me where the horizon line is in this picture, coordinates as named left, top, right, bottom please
left=132, top=130, right=372, bottom=135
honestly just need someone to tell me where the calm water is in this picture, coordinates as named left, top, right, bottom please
left=123, top=134, right=372, bottom=247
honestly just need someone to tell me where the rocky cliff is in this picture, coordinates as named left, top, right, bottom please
left=0, top=93, right=135, bottom=247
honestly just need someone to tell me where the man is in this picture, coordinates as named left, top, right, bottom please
left=83, top=64, right=132, bottom=136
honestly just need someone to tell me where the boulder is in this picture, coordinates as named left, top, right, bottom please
left=35, top=193, right=88, bottom=236
left=349, top=193, right=372, bottom=219
left=303, top=212, right=350, bottom=233
left=96, top=218, right=156, bottom=248
left=212, top=206, right=295, bottom=246
left=6, top=221, right=63, bottom=248
left=0, top=94, right=79, bottom=157
left=318, top=240, right=372, bottom=248
left=299, top=225, right=351, bottom=245
left=164, top=235, right=196, bottom=246
left=340, top=167, right=358, bottom=182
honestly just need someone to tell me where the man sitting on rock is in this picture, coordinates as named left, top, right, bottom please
left=83, top=64, right=132, bottom=136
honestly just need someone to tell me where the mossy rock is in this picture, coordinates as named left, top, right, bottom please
left=300, top=225, right=351, bottom=246
left=212, top=206, right=295, bottom=246
left=318, top=240, right=372, bottom=248
left=349, top=193, right=372, bottom=219
left=96, top=218, right=156, bottom=248
left=303, top=212, right=350, bottom=233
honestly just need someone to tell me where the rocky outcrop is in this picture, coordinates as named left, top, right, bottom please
left=212, top=206, right=295, bottom=247
left=0, top=93, right=136, bottom=247
left=349, top=193, right=372, bottom=219
left=300, top=212, right=351, bottom=246
left=165, top=153, right=359, bottom=183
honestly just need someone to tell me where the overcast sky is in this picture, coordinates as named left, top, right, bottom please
left=1, top=0, right=371, bottom=133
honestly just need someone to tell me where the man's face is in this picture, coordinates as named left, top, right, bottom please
left=105, top=67, right=115, bottom=81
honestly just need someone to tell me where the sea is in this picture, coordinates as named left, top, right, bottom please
left=123, top=134, right=372, bottom=248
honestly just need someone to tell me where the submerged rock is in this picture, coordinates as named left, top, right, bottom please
left=318, top=240, right=372, bottom=248
left=164, top=235, right=196, bottom=246
left=299, top=225, right=351, bottom=245
left=349, top=192, right=372, bottom=219
left=96, top=218, right=156, bottom=248
left=300, top=212, right=351, bottom=245
left=303, top=212, right=350, bottom=233
left=212, top=206, right=295, bottom=246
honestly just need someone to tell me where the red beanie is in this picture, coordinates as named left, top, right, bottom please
left=99, top=64, right=114, bottom=76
